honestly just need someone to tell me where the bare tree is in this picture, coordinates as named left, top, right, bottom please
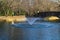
left=1, top=0, right=60, bottom=16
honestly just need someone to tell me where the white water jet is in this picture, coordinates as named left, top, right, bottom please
left=27, top=18, right=40, bottom=25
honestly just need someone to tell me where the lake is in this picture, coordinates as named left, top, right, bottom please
left=0, top=18, right=60, bottom=40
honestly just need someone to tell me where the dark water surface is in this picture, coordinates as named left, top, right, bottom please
left=11, top=21, right=60, bottom=40
left=0, top=21, right=60, bottom=40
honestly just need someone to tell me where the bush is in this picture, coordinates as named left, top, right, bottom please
left=0, top=1, right=14, bottom=16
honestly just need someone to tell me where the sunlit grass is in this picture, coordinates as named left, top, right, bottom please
left=0, top=16, right=26, bottom=24
left=44, top=16, right=60, bottom=22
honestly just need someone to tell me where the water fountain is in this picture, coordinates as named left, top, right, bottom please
left=26, top=17, right=55, bottom=27
left=27, top=17, right=40, bottom=25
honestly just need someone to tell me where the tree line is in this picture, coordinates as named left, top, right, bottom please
left=0, top=0, right=60, bottom=16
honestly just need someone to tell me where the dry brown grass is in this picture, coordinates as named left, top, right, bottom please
left=0, top=15, right=27, bottom=22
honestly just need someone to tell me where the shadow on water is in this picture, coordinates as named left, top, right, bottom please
left=0, top=21, right=23, bottom=40
left=0, top=21, right=6, bottom=37
left=0, top=21, right=12, bottom=40
left=0, top=21, right=6, bottom=28
left=0, top=21, right=7, bottom=30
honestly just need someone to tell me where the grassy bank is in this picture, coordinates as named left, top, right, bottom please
left=0, top=16, right=26, bottom=23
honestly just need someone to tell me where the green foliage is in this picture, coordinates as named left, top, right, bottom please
left=0, top=1, right=5, bottom=16
left=19, top=9, right=26, bottom=15
left=14, top=8, right=26, bottom=15
left=0, top=1, right=14, bottom=16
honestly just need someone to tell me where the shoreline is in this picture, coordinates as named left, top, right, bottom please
left=0, top=16, right=27, bottom=22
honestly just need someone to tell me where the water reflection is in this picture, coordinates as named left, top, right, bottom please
left=0, top=21, right=6, bottom=39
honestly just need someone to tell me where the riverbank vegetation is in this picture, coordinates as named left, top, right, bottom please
left=0, top=0, right=60, bottom=16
